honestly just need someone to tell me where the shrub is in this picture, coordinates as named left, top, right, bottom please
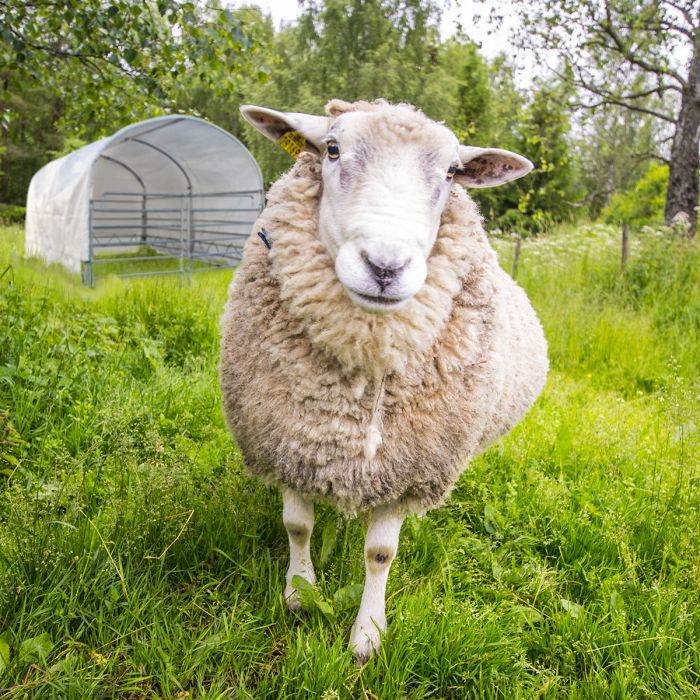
left=0, top=204, right=26, bottom=225
left=601, top=163, right=668, bottom=229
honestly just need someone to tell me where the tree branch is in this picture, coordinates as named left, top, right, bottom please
left=631, top=151, right=671, bottom=165
left=660, top=0, right=696, bottom=28
left=554, top=61, right=677, bottom=123
left=569, top=94, right=676, bottom=123
left=597, top=8, right=688, bottom=88
left=615, top=84, right=682, bottom=99
left=3, top=22, right=145, bottom=82
left=620, top=19, right=695, bottom=41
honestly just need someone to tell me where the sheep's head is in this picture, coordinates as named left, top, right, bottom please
left=242, top=99, right=532, bottom=314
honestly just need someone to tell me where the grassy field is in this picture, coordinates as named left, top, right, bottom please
left=0, top=223, right=698, bottom=699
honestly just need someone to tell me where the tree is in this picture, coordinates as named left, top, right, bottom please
left=169, top=7, right=276, bottom=141
left=293, top=0, right=444, bottom=105
left=241, top=0, right=448, bottom=184
left=500, top=0, right=700, bottom=235
left=0, top=79, right=63, bottom=204
left=439, top=39, right=492, bottom=144
left=467, top=69, right=580, bottom=233
left=239, top=5, right=578, bottom=233
left=573, top=102, right=660, bottom=218
left=0, top=1, right=261, bottom=136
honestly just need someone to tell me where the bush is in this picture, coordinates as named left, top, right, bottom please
left=601, top=163, right=667, bottom=229
left=0, top=204, right=26, bottom=225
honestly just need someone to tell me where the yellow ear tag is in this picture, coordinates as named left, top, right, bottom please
left=278, top=130, right=306, bottom=158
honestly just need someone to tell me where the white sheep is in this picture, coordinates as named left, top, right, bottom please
left=219, top=99, right=548, bottom=663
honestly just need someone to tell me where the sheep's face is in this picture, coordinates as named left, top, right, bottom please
left=317, top=110, right=458, bottom=313
left=241, top=101, right=533, bottom=314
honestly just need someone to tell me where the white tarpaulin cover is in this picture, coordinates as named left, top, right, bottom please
left=26, top=115, right=263, bottom=273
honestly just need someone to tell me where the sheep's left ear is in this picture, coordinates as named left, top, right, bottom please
left=240, top=105, right=331, bottom=157
left=455, top=146, right=533, bottom=188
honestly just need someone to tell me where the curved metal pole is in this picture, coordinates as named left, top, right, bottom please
left=125, top=137, right=194, bottom=273
left=98, top=154, right=149, bottom=242
left=125, top=137, right=192, bottom=193
left=98, top=154, right=147, bottom=191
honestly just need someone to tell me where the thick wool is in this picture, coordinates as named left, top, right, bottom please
left=220, top=127, right=548, bottom=516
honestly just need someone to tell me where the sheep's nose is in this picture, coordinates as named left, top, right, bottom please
left=361, top=251, right=407, bottom=292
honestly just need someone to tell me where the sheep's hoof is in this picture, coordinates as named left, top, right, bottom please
left=284, top=585, right=306, bottom=612
left=284, top=575, right=315, bottom=613
left=350, top=618, right=383, bottom=665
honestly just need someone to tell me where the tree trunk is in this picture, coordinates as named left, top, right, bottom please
left=664, top=36, right=700, bottom=237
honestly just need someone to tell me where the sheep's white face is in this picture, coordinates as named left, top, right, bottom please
left=241, top=102, right=533, bottom=314
left=318, top=111, right=458, bottom=313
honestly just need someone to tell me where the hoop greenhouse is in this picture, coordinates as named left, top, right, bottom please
left=25, top=115, right=264, bottom=285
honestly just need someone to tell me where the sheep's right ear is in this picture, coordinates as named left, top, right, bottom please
left=456, top=146, right=533, bottom=188
left=240, top=105, right=330, bottom=157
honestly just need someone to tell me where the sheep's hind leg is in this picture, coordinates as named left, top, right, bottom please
left=350, top=503, right=404, bottom=664
left=282, top=490, right=316, bottom=610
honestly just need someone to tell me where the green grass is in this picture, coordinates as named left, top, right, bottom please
left=0, top=223, right=698, bottom=698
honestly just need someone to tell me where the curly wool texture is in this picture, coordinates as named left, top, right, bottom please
left=220, top=112, right=548, bottom=516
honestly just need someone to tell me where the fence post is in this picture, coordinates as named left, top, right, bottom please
left=621, top=222, right=629, bottom=272
left=512, top=236, right=522, bottom=278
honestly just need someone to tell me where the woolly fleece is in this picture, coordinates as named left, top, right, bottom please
left=220, top=103, right=548, bottom=515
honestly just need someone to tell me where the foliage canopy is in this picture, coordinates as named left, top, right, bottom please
left=1, top=1, right=262, bottom=131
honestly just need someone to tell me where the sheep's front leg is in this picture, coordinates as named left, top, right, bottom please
left=282, top=490, right=316, bottom=610
left=350, top=503, right=404, bottom=663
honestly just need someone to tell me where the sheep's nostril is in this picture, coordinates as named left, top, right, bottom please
left=361, top=252, right=407, bottom=292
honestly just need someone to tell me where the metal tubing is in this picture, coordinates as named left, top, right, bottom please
left=117, top=269, right=192, bottom=279
left=125, top=137, right=193, bottom=195
left=86, top=189, right=258, bottom=286
left=92, top=255, right=183, bottom=264
left=100, top=190, right=262, bottom=198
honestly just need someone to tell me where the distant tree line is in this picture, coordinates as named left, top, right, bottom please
left=0, top=0, right=691, bottom=235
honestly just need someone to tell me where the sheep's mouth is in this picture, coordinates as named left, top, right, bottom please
left=355, top=292, right=403, bottom=305
left=347, top=289, right=409, bottom=313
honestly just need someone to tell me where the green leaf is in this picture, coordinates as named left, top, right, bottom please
left=19, top=633, right=53, bottom=663
left=483, top=504, right=502, bottom=537
left=491, top=558, right=504, bottom=581
left=560, top=598, right=583, bottom=619
left=513, top=605, right=543, bottom=626
left=609, top=591, right=624, bottom=613
left=291, top=576, right=336, bottom=621
left=332, top=584, right=363, bottom=612
left=290, top=574, right=317, bottom=607
left=315, top=598, right=335, bottom=619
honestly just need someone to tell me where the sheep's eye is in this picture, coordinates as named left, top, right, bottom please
left=327, top=142, right=340, bottom=160
left=447, top=165, right=458, bottom=180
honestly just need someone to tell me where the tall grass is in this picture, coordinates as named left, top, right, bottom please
left=0, top=223, right=698, bottom=698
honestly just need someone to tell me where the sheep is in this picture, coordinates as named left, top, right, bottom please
left=219, top=99, right=548, bottom=663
